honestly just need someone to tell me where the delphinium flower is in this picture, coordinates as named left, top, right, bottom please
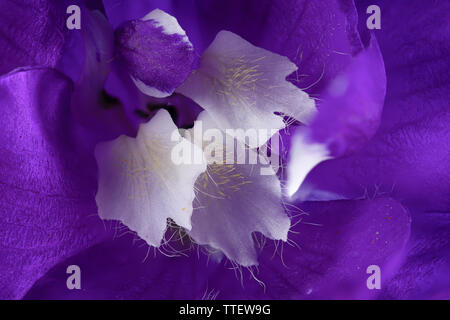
left=95, top=16, right=319, bottom=267
left=0, top=0, right=448, bottom=300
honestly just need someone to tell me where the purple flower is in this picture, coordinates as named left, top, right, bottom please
left=0, top=0, right=448, bottom=300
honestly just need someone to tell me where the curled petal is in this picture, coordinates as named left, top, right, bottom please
left=95, top=109, right=206, bottom=246
left=304, top=0, right=450, bottom=211
left=177, top=31, right=316, bottom=148
left=308, top=36, right=386, bottom=157
left=286, top=36, right=386, bottom=197
left=286, top=130, right=331, bottom=197
left=115, top=9, right=196, bottom=98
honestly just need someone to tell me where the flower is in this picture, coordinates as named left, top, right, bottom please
left=0, top=0, right=448, bottom=300
left=95, top=17, right=318, bottom=266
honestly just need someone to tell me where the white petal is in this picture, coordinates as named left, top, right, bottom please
left=188, top=112, right=290, bottom=266
left=95, top=109, right=206, bottom=246
left=176, top=31, right=316, bottom=148
left=191, top=162, right=290, bottom=266
left=286, top=131, right=331, bottom=198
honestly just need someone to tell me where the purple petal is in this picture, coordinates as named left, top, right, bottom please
left=380, top=212, right=450, bottom=299
left=69, top=9, right=135, bottom=143
left=286, top=36, right=386, bottom=196
left=303, top=0, right=450, bottom=211
left=307, top=36, right=386, bottom=157
left=211, top=198, right=411, bottom=299
left=24, top=198, right=410, bottom=299
left=0, top=0, right=67, bottom=74
left=25, top=232, right=219, bottom=300
left=0, top=68, right=108, bottom=299
left=102, top=0, right=172, bottom=28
